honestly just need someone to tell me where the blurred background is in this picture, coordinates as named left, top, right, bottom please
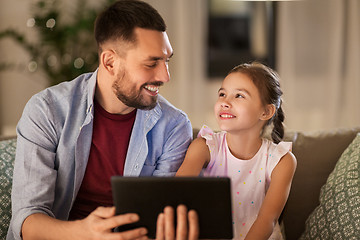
left=0, top=0, right=359, bottom=137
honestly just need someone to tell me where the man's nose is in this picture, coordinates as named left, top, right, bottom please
left=155, top=61, right=170, bottom=83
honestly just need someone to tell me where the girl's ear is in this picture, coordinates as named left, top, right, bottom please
left=100, top=50, right=117, bottom=75
left=261, top=104, right=276, bottom=121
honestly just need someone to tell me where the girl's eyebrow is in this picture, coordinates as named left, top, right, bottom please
left=218, top=87, right=251, bottom=96
left=236, top=88, right=251, bottom=96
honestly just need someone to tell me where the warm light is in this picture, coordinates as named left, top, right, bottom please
left=74, top=58, right=84, bottom=69
left=26, top=18, right=36, bottom=28
left=46, top=18, right=56, bottom=29
left=47, top=55, right=57, bottom=67
left=28, top=61, right=38, bottom=72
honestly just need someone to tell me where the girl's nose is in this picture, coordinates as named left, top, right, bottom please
left=221, top=100, right=230, bottom=108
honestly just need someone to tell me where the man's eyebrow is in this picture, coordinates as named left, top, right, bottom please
left=147, top=52, right=174, bottom=61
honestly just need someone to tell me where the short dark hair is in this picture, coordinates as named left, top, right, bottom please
left=94, top=0, right=166, bottom=49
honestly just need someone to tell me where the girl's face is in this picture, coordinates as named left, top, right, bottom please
left=214, top=72, right=268, bottom=133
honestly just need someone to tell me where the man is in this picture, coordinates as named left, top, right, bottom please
left=7, top=0, right=196, bottom=239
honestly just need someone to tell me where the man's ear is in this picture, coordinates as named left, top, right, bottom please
left=100, top=50, right=117, bottom=75
left=260, top=104, right=276, bottom=121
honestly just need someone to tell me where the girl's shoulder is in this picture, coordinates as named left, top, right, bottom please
left=197, top=125, right=226, bottom=154
left=262, top=138, right=294, bottom=176
left=197, top=125, right=225, bottom=141
left=263, top=138, right=293, bottom=158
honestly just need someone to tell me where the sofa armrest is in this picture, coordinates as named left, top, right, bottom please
left=0, top=137, right=16, bottom=238
left=0, top=136, right=16, bottom=141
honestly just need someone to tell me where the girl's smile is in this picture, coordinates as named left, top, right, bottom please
left=219, top=112, right=236, bottom=119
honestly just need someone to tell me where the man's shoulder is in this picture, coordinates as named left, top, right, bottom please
left=44, top=72, right=93, bottom=98
left=31, top=72, right=94, bottom=105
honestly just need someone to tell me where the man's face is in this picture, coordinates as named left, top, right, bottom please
left=112, top=28, right=173, bottom=110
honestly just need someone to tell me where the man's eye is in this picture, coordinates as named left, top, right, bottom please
left=218, top=93, right=225, bottom=97
left=147, top=62, right=157, bottom=68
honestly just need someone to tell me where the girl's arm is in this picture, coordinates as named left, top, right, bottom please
left=176, top=137, right=210, bottom=176
left=245, top=152, right=297, bottom=240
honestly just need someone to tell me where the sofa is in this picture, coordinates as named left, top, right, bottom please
left=1, top=127, right=359, bottom=239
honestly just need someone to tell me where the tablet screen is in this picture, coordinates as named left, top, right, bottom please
left=111, top=176, right=233, bottom=239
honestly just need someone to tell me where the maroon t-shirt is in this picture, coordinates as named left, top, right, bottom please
left=69, top=100, right=136, bottom=220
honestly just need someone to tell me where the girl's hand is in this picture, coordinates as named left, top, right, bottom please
left=156, top=205, right=199, bottom=240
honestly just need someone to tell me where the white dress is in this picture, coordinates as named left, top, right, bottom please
left=199, top=125, right=292, bottom=240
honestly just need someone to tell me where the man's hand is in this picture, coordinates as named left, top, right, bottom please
left=22, top=207, right=148, bottom=240
left=79, top=206, right=148, bottom=240
left=156, top=205, right=199, bottom=240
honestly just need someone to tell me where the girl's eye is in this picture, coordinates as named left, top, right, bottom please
left=218, top=92, right=225, bottom=97
left=235, top=94, right=244, bottom=99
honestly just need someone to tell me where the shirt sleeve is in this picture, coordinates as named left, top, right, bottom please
left=8, top=94, right=59, bottom=240
left=266, top=141, right=293, bottom=183
left=151, top=112, right=193, bottom=176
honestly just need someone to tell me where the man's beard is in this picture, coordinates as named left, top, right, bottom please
left=112, top=69, right=160, bottom=110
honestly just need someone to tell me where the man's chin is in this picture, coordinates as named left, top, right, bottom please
left=117, top=93, right=158, bottom=110
left=140, top=101, right=157, bottom=110
left=132, top=97, right=158, bottom=110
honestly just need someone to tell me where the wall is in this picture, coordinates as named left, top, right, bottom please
left=0, top=0, right=47, bottom=136
left=277, top=0, right=360, bottom=132
left=1, top=0, right=359, bottom=137
left=0, top=0, right=218, bottom=136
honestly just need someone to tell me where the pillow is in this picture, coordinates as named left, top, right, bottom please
left=0, top=138, right=16, bottom=239
left=300, top=133, right=360, bottom=240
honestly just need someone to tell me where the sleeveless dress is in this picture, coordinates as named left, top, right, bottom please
left=199, top=125, right=292, bottom=240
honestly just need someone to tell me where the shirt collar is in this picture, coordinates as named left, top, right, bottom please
left=86, top=68, right=98, bottom=114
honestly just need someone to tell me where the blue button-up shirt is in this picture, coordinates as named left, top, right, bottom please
left=7, top=70, right=192, bottom=240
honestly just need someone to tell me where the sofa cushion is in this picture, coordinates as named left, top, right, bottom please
left=282, top=128, right=360, bottom=240
left=0, top=138, right=16, bottom=239
left=299, top=133, right=360, bottom=240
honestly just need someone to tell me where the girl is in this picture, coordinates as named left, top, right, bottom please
left=176, top=62, right=297, bottom=240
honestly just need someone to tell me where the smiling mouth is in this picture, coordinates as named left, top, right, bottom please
left=220, top=114, right=235, bottom=119
left=144, top=85, right=160, bottom=96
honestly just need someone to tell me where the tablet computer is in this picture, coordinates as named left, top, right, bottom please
left=111, top=176, right=233, bottom=239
